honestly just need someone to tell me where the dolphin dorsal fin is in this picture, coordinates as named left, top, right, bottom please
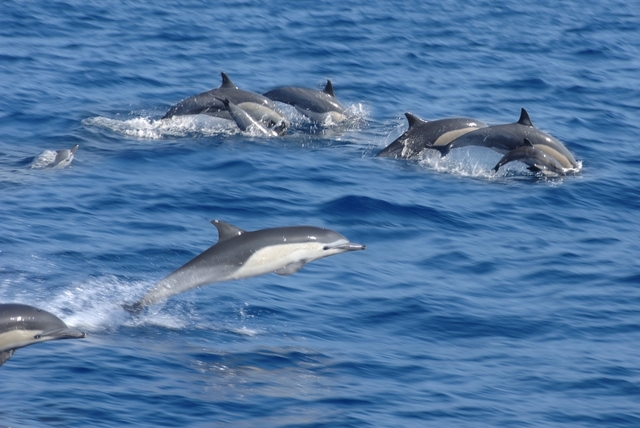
left=211, top=220, right=246, bottom=242
left=405, top=112, right=427, bottom=128
left=518, top=108, right=533, bottom=127
left=220, top=72, right=238, bottom=89
left=523, top=138, right=534, bottom=147
left=323, top=80, right=335, bottom=97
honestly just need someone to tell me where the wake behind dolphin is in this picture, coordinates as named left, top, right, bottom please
left=124, top=220, right=365, bottom=313
left=0, top=304, right=85, bottom=366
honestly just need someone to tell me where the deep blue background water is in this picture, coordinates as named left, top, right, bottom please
left=1, top=0, right=640, bottom=426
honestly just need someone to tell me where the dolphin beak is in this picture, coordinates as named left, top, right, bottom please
left=325, top=242, right=366, bottom=251
left=44, top=328, right=86, bottom=340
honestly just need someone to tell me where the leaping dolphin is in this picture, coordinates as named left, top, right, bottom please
left=30, top=145, right=79, bottom=169
left=376, top=113, right=487, bottom=159
left=0, top=304, right=85, bottom=366
left=124, top=220, right=365, bottom=313
left=493, top=138, right=566, bottom=176
left=219, top=98, right=284, bottom=137
left=263, top=80, right=347, bottom=123
left=429, top=109, right=579, bottom=169
left=162, top=72, right=288, bottom=131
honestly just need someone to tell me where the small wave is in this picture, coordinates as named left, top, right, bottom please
left=83, top=115, right=238, bottom=140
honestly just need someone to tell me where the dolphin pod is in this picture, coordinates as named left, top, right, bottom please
left=427, top=108, right=579, bottom=171
left=123, top=220, right=366, bottom=313
left=0, top=304, right=85, bottom=366
left=162, top=72, right=289, bottom=133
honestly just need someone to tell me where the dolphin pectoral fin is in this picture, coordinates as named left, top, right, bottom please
left=0, top=350, right=15, bottom=366
left=527, top=166, right=541, bottom=172
left=211, top=220, right=246, bottom=242
left=275, top=261, right=307, bottom=276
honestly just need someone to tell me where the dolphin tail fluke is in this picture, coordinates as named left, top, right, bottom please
left=122, top=301, right=144, bottom=315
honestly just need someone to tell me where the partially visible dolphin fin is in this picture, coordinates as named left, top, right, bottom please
left=220, top=72, right=238, bottom=89
left=211, top=220, right=246, bottom=242
left=275, top=261, right=307, bottom=276
left=323, top=80, right=335, bottom=97
left=523, top=138, right=534, bottom=147
left=518, top=108, right=533, bottom=127
left=405, top=112, right=428, bottom=129
left=122, top=302, right=143, bottom=315
left=0, top=350, right=15, bottom=366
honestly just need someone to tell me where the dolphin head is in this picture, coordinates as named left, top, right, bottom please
left=0, top=304, right=85, bottom=363
left=306, top=228, right=366, bottom=255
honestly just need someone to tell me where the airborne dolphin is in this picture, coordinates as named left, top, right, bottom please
left=376, top=113, right=487, bottom=159
left=219, top=98, right=284, bottom=137
left=124, top=220, right=365, bottom=313
left=162, top=72, right=288, bottom=130
left=493, top=138, right=566, bottom=176
left=0, top=304, right=85, bottom=366
left=30, top=145, right=79, bottom=169
left=263, top=80, right=348, bottom=123
left=429, top=109, right=579, bottom=169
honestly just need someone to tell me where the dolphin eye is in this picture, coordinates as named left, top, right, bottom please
left=34, top=334, right=42, bottom=339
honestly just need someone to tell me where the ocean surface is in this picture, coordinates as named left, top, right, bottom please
left=1, top=0, right=639, bottom=426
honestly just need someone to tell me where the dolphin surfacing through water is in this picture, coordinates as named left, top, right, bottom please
left=124, top=220, right=365, bottom=313
left=263, top=80, right=348, bottom=123
left=162, top=72, right=288, bottom=131
left=429, top=109, right=579, bottom=170
left=493, top=138, right=566, bottom=176
left=376, top=113, right=487, bottom=159
left=0, top=304, right=85, bottom=366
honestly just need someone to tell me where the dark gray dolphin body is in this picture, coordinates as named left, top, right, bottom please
left=493, top=138, right=566, bottom=176
left=429, top=109, right=579, bottom=169
left=376, top=113, right=488, bottom=159
left=220, top=98, right=284, bottom=136
left=162, top=72, right=288, bottom=130
left=124, top=220, right=365, bottom=313
left=0, top=304, right=85, bottom=366
left=263, top=80, right=347, bottom=123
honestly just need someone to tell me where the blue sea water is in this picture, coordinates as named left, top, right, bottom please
left=1, top=0, right=639, bottom=426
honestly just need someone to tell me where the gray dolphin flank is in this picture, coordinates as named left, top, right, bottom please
left=124, top=220, right=365, bottom=313
left=0, top=304, right=85, bottom=366
left=429, top=109, right=579, bottom=169
left=263, top=80, right=348, bottom=123
left=162, top=72, right=288, bottom=131
left=493, top=138, right=566, bottom=176
left=376, top=113, right=488, bottom=159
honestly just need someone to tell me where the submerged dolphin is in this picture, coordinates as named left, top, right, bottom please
left=124, top=220, right=365, bottom=313
left=429, top=109, right=579, bottom=169
left=220, top=98, right=284, bottom=137
left=0, top=304, right=85, bottom=366
left=30, top=145, right=79, bottom=169
left=263, top=80, right=347, bottom=123
left=162, top=72, right=288, bottom=130
left=493, top=138, right=566, bottom=176
left=376, top=113, right=487, bottom=159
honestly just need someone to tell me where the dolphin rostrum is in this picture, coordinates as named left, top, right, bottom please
left=30, top=145, right=79, bottom=169
left=124, top=220, right=365, bottom=313
left=0, top=304, right=85, bottom=366
left=493, top=138, right=566, bottom=176
left=263, top=80, right=348, bottom=123
left=162, top=72, right=288, bottom=131
left=429, top=108, right=579, bottom=169
left=376, top=113, right=487, bottom=159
